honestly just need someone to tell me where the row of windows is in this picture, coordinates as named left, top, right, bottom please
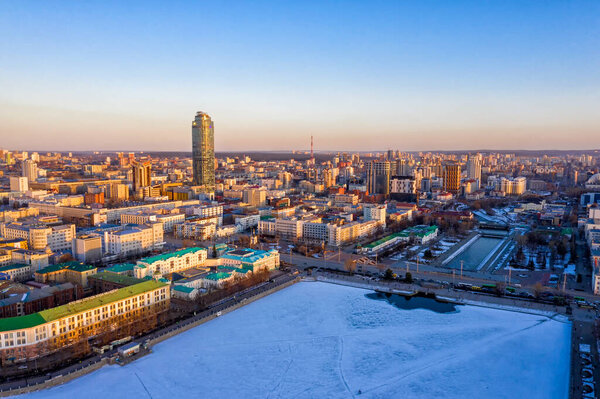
left=1, top=289, right=167, bottom=348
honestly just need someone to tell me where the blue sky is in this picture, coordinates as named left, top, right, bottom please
left=1, top=0, right=598, bottom=151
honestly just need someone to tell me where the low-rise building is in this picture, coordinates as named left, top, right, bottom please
left=35, top=262, right=97, bottom=288
left=0, top=280, right=169, bottom=362
left=0, top=282, right=82, bottom=318
left=0, top=221, right=76, bottom=252
left=220, top=248, right=280, bottom=272
left=73, top=234, right=103, bottom=263
left=88, top=271, right=145, bottom=294
left=134, top=247, right=208, bottom=279
left=120, top=211, right=185, bottom=233
left=0, top=264, right=32, bottom=282
left=104, top=222, right=164, bottom=257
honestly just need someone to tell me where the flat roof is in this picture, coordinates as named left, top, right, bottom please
left=89, top=271, right=143, bottom=286
left=139, top=247, right=206, bottom=265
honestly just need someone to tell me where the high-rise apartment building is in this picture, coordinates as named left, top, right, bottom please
left=500, top=177, right=527, bottom=195
left=22, top=159, right=38, bottom=183
left=466, top=155, right=482, bottom=188
left=132, top=161, right=151, bottom=191
left=443, top=162, right=461, bottom=194
left=192, top=111, right=215, bottom=191
left=243, top=188, right=267, bottom=207
left=366, top=161, right=390, bottom=196
left=9, top=176, right=28, bottom=192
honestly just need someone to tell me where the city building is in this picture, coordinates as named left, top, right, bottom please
left=132, top=161, right=152, bottom=192
left=0, top=282, right=82, bottom=318
left=220, top=248, right=280, bottom=272
left=0, top=264, right=32, bottom=282
left=443, top=163, right=461, bottom=195
left=73, top=234, right=103, bottom=263
left=120, top=211, right=185, bottom=233
left=0, top=280, right=169, bottom=362
left=500, top=177, right=527, bottom=196
left=35, top=261, right=97, bottom=287
left=366, top=161, right=390, bottom=196
left=104, top=223, right=164, bottom=258
left=466, top=155, right=482, bottom=188
left=87, top=272, right=144, bottom=294
left=9, top=176, right=28, bottom=193
left=0, top=221, right=76, bottom=252
left=363, top=204, right=386, bottom=227
left=242, top=188, right=267, bottom=207
left=21, top=159, right=38, bottom=183
left=390, top=176, right=417, bottom=202
left=133, top=247, right=208, bottom=279
left=192, top=111, right=216, bottom=191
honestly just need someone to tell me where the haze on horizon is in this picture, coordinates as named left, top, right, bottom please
left=1, top=1, right=599, bottom=152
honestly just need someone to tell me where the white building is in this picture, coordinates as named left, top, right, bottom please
left=390, top=177, right=416, bottom=194
left=220, top=248, right=280, bottom=272
left=21, top=159, right=38, bottom=183
left=0, top=263, right=32, bottom=282
left=233, top=214, right=260, bottom=231
left=9, top=176, right=28, bottom=193
left=0, top=222, right=75, bottom=252
left=174, top=217, right=219, bottom=240
left=363, top=205, right=386, bottom=227
left=104, top=223, right=164, bottom=257
left=134, top=247, right=207, bottom=279
left=121, top=211, right=185, bottom=232
left=187, top=204, right=223, bottom=226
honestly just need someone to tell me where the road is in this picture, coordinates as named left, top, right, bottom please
left=288, top=252, right=600, bottom=303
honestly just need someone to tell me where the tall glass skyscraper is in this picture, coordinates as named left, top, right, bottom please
left=192, top=111, right=215, bottom=190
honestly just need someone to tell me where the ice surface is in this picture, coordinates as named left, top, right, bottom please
left=16, top=282, right=571, bottom=399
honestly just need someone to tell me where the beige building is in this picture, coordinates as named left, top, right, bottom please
left=0, top=222, right=75, bottom=252
left=0, top=280, right=169, bottom=362
left=73, top=234, right=103, bottom=263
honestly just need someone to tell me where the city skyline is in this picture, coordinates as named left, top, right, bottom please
left=1, top=1, right=599, bottom=152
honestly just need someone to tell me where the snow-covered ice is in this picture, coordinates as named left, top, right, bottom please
left=16, top=282, right=571, bottom=399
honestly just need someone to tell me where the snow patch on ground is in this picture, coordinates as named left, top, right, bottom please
left=17, top=282, right=571, bottom=399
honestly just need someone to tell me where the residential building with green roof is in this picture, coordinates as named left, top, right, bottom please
left=134, top=247, right=208, bottom=279
left=0, top=280, right=169, bottom=362
left=34, top=261, right=97, bottom=287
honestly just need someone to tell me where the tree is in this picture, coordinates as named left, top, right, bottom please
left=533, top=283, right=544, bottom=300
left=404, top=272, right=413, bottom=283
left=344, top=259, right=357, bottom=274
left=58, top=253, right=75, bottom=263
left=384, top=268, right=394, bottom=280
left=494, top=282, right=506, bottom=296
left=424, top=249, right=433, bottom=259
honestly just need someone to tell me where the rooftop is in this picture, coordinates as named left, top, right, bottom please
left=204, top=272, right=231, bottom=281
left=104, top=263, right=135, bottom=273
left=36, top=261, right=96, bottom=275
left=138, top=247, right=206, bottom=265
left=89, top=271, right=143, bottom=286
left=0, top=280, right=167, bottom=332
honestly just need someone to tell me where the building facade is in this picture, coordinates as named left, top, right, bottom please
left=192, top=111, right=216, bottom=191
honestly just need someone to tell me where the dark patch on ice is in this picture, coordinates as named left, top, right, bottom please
left=366, top=292, right=460, bottom=314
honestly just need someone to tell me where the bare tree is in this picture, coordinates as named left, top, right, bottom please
left=344, top=259, right=357, bottom=274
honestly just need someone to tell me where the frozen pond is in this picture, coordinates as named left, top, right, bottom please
left=446, top=236, right=503, bottom=271
left=17, top=282, right=571, bottom=399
